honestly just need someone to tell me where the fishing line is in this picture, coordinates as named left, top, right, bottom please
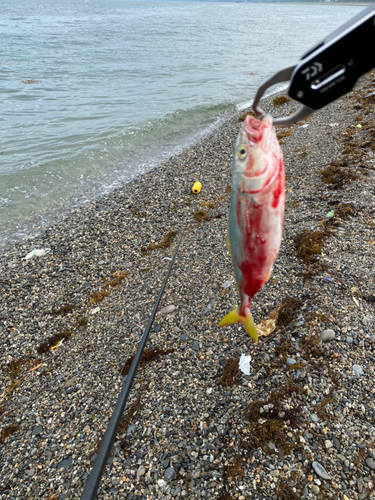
left=81, top=235, right=183, bottom=500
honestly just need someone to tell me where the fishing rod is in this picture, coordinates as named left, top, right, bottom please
left=81, top=235, right=183, bottom=500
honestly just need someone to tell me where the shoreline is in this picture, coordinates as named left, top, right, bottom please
left=0, top=103, right=240, bottom=257
left=1, top=70, right=375, bottom=499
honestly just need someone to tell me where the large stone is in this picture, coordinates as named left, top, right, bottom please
left=312, top=461, right=330, bottom=480
left=164, top=466, right=176, bottom=481
left=353, top=364, right=363, bottom=376
left=320, top=329, right=335, bottom=342
left=57, top=455, right=72, bottom=469
left=160, top=305, right=176, bottom=314
left=64, top=376, right=77, bottom=388
left=311, top=485, right=320, bottom=496
left=191, top=341, right=200, bottom=352
left=32, top=425, right=43, bottom=436
left=137, top=465, right=146, bottom=476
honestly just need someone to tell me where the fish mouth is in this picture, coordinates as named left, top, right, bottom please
left=244, top=115, right=263, bottom=144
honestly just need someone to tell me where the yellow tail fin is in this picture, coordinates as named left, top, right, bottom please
left=219, top=307, right=258, bottom=343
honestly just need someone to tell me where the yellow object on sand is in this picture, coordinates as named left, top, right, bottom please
left=192, top=182, right=202, bottom=194
left=219, top=307, right=258, bottom=343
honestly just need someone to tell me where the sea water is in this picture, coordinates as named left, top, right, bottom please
left=0, top=0, right=362, bottom=248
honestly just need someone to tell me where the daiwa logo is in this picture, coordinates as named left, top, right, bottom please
left=301, top=62, right=323, bottom=81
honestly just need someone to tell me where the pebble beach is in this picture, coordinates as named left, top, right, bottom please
left=1, top=70, right=375, bottom=500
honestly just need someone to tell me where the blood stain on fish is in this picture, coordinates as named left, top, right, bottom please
left=219, top=114, right=285, bottom=342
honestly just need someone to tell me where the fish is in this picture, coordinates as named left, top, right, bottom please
left=219, top=114, right=285, bottom=342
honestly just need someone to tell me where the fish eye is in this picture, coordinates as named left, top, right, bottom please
left=237, top=145, right=248, bottom=160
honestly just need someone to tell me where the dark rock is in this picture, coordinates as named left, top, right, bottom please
left=332, top=437, right=341, bottom=450
left=57, top=455, right=72, bottom=469
left=191, top=341, right=200, bottom=351
left=32, top=425, right=43, bottom=436
left=164, top=466, right=176, bottom=481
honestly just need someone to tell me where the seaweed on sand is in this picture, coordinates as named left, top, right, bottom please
left=273, top=95, right=291, bottom=107
left=89, top=396, right=142, bottom=460
left=223, top=456, right=244, bottom=482
left=247, top=409, right=300, bottom=456
left=51, top=304, right=76, bottom=315
left=275, top=477, right=300, bottom=500
left=321, top=162, right=359, bottom=190
left=118, top=395, right=142, bottom=435
left=297, top=261, right=329, bottom=281
left=244, top=381, right=305, bottom=457
left=238, top=110, right=258, bottom=122
left=299, top=334, right=322, bottom=361
left=307, top=312, right=332, bottom=325
left=120, top=348, right=175, bottom=376
left=104, top=271, right=127, bottom=288
left=194, top=210, right=223, bottom=223
left=335, top=203, right=358, bottom=219
left=36, top=330, right=73, bottom=354
left=7, top=359, right=29, bottom=380
left=220, top=358, right=240, bottom=388
left=200, top=200, right=216, bottom=209
left=76, top=316, right=88, bottom=328
left=217, top=494, right=235, bottom=500
left=132, top=208, right=148, bottom=217
left=194, top=210, right=210, bottom=222
left=294, top=229, right=327, bottom=264
left=88, top=290, right=109, bottom=306
left=141, top=230, right=178, bottom=255
left=0, top=423, right=21, bottom=444
left=316, top=397, right=335, bottom=421
left=277, top=129, right=292, bottom=141
left=276, top=297, right=302, bottom=327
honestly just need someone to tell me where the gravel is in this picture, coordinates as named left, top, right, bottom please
left=1, top=71, right=375, bottom=499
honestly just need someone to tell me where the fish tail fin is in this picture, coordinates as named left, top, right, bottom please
left=219, top=307, right=258, bottom=343
left=242, top=310, right=258, bottom=343
left=219, top=307, right=240, bottom=327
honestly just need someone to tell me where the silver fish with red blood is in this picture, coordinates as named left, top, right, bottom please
left=219, top=114, right=285, bottom=342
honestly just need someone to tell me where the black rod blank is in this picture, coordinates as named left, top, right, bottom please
left=81, top=236, right=182, bottom=500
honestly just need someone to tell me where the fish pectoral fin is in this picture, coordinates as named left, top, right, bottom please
left=226, top=234, right=231, bottom=255
left=219, top=307, right=240, bottom=327
left=219, top=307, right=258, bottom=343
